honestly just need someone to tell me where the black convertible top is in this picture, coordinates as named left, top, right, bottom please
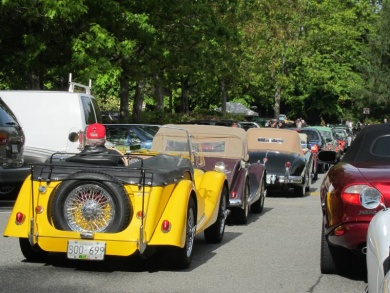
left=342, top=123, right=390, bottom=166
left=31, top=154, right=194, bottom=187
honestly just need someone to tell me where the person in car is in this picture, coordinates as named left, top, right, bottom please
left=66, top=123, right=125, bottom=165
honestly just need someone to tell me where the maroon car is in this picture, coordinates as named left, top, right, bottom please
left=155, top=124, right=267, bottom=225
left=319, top=123, right=390, bottom=274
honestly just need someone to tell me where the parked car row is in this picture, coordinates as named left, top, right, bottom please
left=4, top=99, right=387, bottom=289
left=4, top=119, right=324, bottom=270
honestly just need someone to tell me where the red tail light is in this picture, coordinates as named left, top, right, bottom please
left=0, top=132, right=7, bottom=145
left=311, top=144, right=319, bottom=153
left=15, top=212, right=25, bottom=225
left=341, top=193, right=360, bottom=205
left=341, top=184, right=372, bottom=205
left=334, top=226, right=346, bottom=236
left=161, top=220, right=171, bottom=232
left=285, top=161, right=291, bottom=168
left=231, top=191, right=237, bottom=199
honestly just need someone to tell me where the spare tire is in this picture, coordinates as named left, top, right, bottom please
left=51, top=171, right=131, bottom=233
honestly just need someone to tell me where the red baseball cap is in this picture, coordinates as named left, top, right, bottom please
left=86, top=123, right=106, bottom=139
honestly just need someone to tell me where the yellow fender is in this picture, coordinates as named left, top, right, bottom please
left=196, top=170, right=227, bottom=232
left=148, top=179, right=194, bottom=247
left=4, top=175, right=36, bottom=239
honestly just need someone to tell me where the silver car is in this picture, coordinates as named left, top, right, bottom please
left=0, top=97, right=29, bottom=198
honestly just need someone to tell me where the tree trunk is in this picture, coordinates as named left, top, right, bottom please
left=27, top=71, right=42, bottom=90
left=167, top=89, right=173, bottom=113
left=132, top=79, right=144, bottom=123
left=273, top=84, right=281, bottom=119
left=219, top=79, right=227, bottom=115
left=119, top=74, right=130, bottom=123
left=154, top=73, right=164, bottom=111
left=181, top=77, right=189, bottom=114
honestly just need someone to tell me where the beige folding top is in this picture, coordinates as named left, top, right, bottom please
left=246, top=128, right=302, bottom=154
left=151, top=124, right=248, bottom=160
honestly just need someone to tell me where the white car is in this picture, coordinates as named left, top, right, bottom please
left=361, top=189, right=390, bottom=293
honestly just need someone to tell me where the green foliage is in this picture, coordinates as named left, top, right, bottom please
left=0, top=0, right=388, bottom=124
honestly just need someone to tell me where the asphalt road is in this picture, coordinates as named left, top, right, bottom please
left=0, top=174, right=367, bottom=293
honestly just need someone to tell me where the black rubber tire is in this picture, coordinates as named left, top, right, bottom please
left=320, top=225, right=337, bottom=274
left=232, top=180, right=250, bottom=225
left=0, top=183, right=21, bottom=200
left=293, top=171, right=308, bottom=197
left=313, top=166, right=319, bottom=181
left=251, top=179, right=265, bottom=214
left=51, top=171, right=131, bottom=233
left=171, top=197, right=196, bottom=269
left=19, top=238, right=48, bottom=262
left=305, top=170, right=311, bottom=192
left=318, top=163, right=325, bottom=174
left=204, top=185, right=228, bottom=243
left=293, top=185, right=305, bottom=197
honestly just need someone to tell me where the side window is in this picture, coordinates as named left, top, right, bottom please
left=92, top=98, right=102, bottom=123
left=81, top=96, right=102, bottom=124
left=372, top=136, right=390, bottom=156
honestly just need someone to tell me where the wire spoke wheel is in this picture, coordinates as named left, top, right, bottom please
left=64, top=184, right=115, bottom=232
left=51, top=171, right=131, bottom=233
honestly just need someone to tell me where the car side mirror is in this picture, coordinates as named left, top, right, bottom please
left=318, top=150, right=338, bottom=163
left=68, top=132, right=79, bottom=142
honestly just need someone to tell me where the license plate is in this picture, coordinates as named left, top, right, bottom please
left=11, top=144, right=18, bottom=154
left=67, top=240, right=106, bottom=260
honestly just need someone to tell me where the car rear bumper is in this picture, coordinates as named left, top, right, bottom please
left=326, top=222, right=369, bottom=251
left=0, top=166, right=30, bottom=184
left=229, top=198, right=242, bottom=207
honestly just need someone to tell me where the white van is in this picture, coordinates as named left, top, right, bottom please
left=0, top=78, right=102, bottom=156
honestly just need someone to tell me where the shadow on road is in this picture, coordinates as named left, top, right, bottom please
left=27, top=231, right=243, bottom=273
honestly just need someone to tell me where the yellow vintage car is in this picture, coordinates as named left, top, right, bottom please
left=4, top=126, right=229, bottom=269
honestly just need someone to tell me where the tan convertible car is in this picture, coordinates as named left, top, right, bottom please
left=247, top=128, right=313, bottom=196
left=155, top=124, right=267, bottom=224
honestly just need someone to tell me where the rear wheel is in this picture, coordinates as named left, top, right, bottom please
left=320, top=225, right=337, bottom=274
left=0, top=184, right=21, bottom=200
left=320, top=224, right=352, bottom=274
left=318, top=163, right=325, bottom=174
left=171, top=197, right=196, bottom=269
left=312, top=163, right=319, bottom=181
left=19, top=238, right=48, bottom=262
left=232, top=180, right=249, bottom=224
left=251, top=179, right=265, bottom=213
left=204, top=185, right=228, bottom=243
left=305, top=170, right=311, bottom=192
left=51, top=171, right=131, bottom=233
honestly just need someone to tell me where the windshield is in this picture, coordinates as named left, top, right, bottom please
left=319, top=130, right=332, bottom=139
